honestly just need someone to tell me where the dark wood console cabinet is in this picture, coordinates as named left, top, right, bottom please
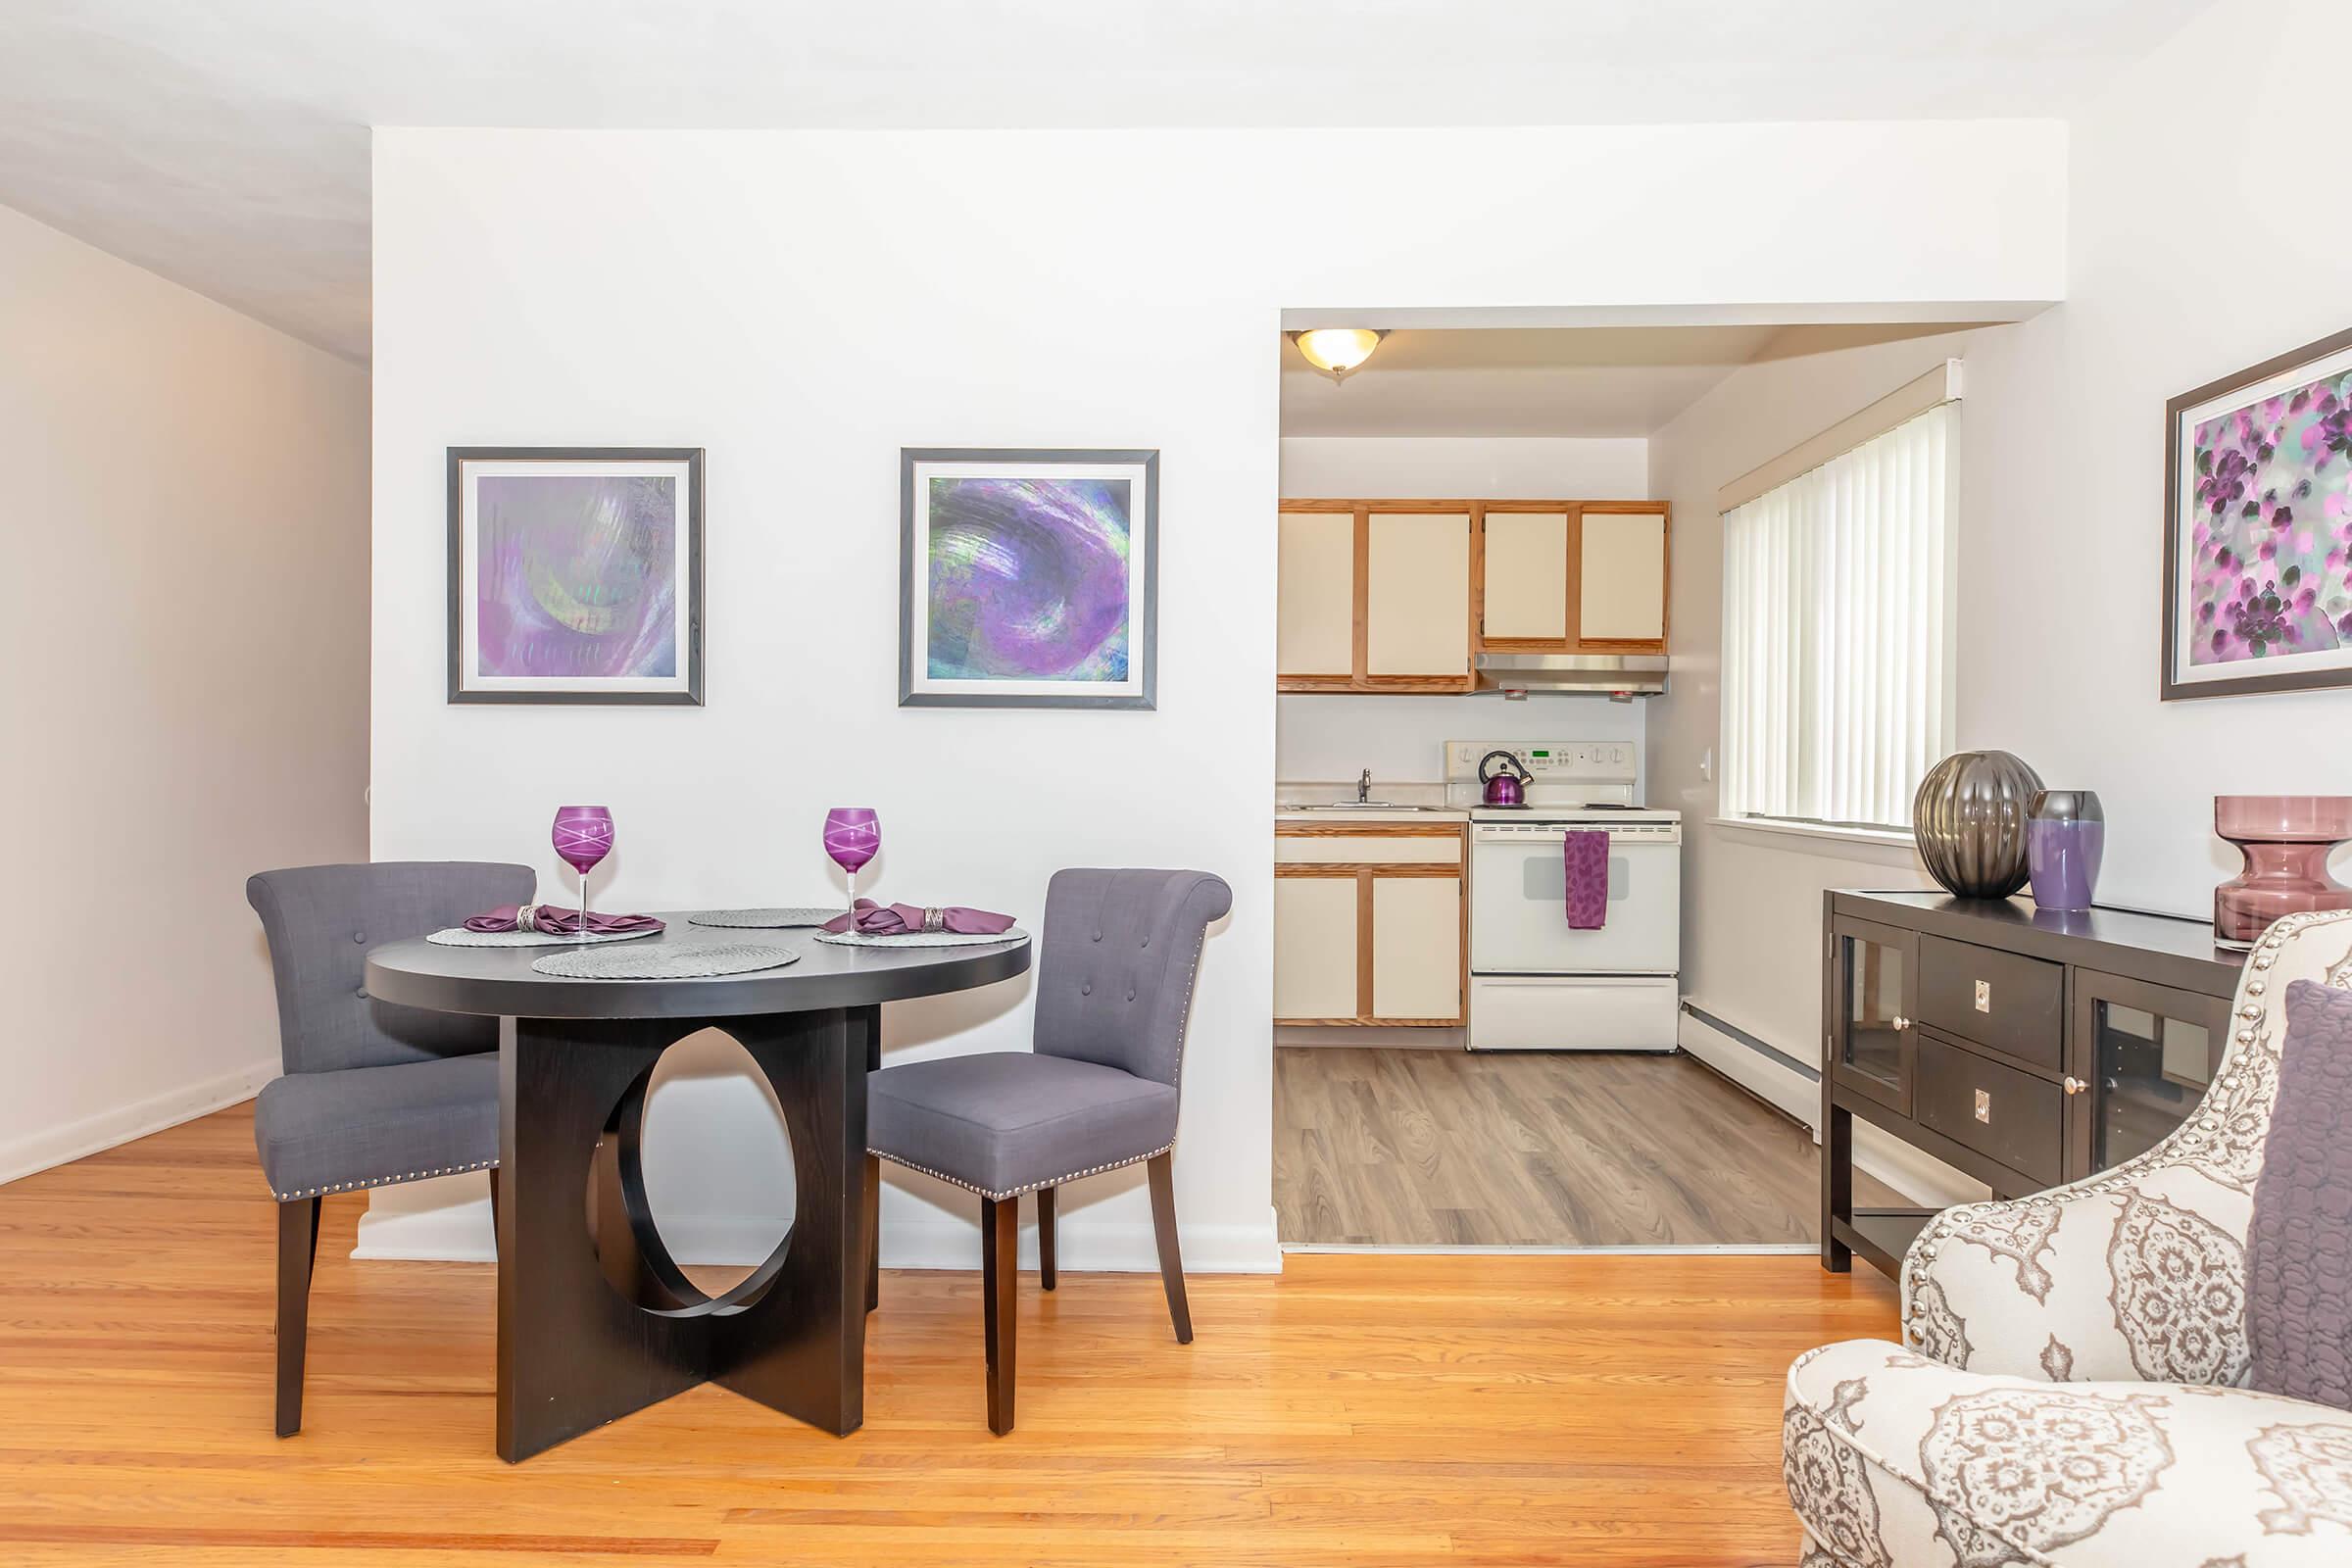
left=1821, top=889, right=2243, bottom=1278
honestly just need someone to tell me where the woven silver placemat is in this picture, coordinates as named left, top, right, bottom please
left=688, top=907, right=840, bottom=929
left=530, top=942, right=802, bottom=980
left=813, top=928, right=1029, bottom=949
left=426, top=926, right=655, bottom=948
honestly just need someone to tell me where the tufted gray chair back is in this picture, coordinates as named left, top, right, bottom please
left=246, top=861, right=534, bottom=1076
left=1031, top=868, right=1231, bottom=1089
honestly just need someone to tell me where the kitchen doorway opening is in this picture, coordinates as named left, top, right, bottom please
left=1267, top=310, right=2014, bottom=1251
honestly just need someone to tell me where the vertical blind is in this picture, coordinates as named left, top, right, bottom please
left=1720, top=401, right=1957, bottom=831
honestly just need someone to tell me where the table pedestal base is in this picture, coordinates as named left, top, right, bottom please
left=494, top=1005, right=875, bottom=1463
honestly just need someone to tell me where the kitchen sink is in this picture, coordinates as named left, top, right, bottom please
left=1290, top=803, right=1450, bottom=811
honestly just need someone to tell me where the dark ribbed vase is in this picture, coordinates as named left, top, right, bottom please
left=1913, top=750, right=2045, bottom=899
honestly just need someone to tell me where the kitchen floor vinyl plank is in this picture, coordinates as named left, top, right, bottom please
left=1274, top=1047, right=1908, bottom=1248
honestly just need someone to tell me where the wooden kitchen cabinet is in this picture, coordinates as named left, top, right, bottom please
left=1575, top=505, right=1669, bottom=648
left=1478, top=510, right=1571, bottom=642
left=1276, top=510, right=1356, bottom=679
left=1275, top=823, right=1465, bottom=1025
left=1363, top=513, right=1472, bottom=679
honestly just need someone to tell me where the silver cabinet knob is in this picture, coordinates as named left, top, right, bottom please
left=1891, top=1015, right=1912, bottom=1031
left=2063, top=1075, right=2088, bottom=1095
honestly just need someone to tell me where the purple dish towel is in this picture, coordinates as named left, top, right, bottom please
left=462, top=904, right=665, bottom=936
left=1563, top=831, right=1609, bottom=930
left=822, top=899, right=1015, bottom=936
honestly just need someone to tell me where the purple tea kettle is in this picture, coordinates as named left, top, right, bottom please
left=1479, top=750, right=1533, bottom=808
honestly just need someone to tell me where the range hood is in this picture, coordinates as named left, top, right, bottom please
left=1474, top=652, right=1669, bottom=696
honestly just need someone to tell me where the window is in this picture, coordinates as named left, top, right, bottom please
left=1719, top=397, right=1957, bottom=833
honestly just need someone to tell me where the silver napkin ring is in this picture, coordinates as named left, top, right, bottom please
left=922, top=906, right=947, bottom=933
left=515, top=903, right=541, bottom=933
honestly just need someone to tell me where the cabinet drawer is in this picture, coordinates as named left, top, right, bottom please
left=1915, top=1037, right=2064, bottom=1187
left=1918, top=935, right=2063, bottom=1068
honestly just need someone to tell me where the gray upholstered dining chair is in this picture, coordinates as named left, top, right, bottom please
left=865, top=867, right=1232, bottom=1435
left=245, top=860, right=532, bottom=1436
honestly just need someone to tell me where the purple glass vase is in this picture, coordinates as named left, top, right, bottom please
left=2213, top=795, right=2352, bottom=949
left=2026, top=790, right=2103, bottom=912
left=552, top=806, right=614, bottom=942
left=823, top=808, right=880, bottom=921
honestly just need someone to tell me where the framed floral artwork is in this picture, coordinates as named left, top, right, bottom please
left=446, top=447, right=704, bottom=705
left=898, top=447, right=1157, bottom=710
left=2163, top=327, right=2352, bottom=700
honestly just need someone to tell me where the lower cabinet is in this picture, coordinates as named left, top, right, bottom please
left=1274, top=824, right=1464, bottom=1026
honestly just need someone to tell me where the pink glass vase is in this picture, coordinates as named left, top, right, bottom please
left=2213, top=795, right=2352, bottom=948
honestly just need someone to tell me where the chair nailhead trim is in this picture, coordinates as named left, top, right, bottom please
left=272, top=1157, right=498, bottom=1201
left=870, top=1144, right=1174, bottom=1203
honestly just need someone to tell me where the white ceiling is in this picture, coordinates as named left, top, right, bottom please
left=0, top=2, right=2209, bottom=361
left=1278, top=323, right=1987, bottom=438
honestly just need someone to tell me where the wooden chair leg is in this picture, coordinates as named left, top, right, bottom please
left=487, top=1167, right=503, bottom=1261
left=980, top=1196, right=1018, bottom=1435
left=864, top=1154, right=881, bottom=1314
left=1146, top=1153, right=1192, bottom=1345
left=1037, top=1186, right=1056, bottom=1292
left=275, top=1196, right=320, bottom=1437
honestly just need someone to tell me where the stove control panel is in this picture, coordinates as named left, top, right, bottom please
left=1445, top=740, right=1637, bottom=784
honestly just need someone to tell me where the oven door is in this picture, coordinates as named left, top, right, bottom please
left=1469, top=822, right=1681, bottom=974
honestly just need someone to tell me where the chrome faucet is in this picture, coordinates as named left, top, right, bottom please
left=1357, top=768, right=1372, bottom=804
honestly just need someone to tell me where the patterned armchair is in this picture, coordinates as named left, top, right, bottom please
left=1784, top=908, right=2352, bottom=1566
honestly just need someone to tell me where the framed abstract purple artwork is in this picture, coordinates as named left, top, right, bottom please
left=447, top=447, right=703, bottom=705
left=2163, top=327, right=2352, bottom=701
left=899, top=448, right=1157, bottom=710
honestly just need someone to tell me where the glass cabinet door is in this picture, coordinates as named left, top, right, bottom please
left=1832, top=919, right=1916, bottom=1112
left=2072, top=972, right=2230, bottom=1177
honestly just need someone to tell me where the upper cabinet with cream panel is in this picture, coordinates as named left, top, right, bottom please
left=1572, top=505, right=1669, bottom=649
left=1276, top=498, right=1667, bottom=692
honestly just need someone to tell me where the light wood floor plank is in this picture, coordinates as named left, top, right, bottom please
left=0, top=1102, right=1897, bottom=1564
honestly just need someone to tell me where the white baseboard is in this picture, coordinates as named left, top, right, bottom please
left=0, top=1054, right=278, bottom=1187
left=1676, top=1007, right=1981, bottom=1210
left=1677, top=1008, right=1814, bottom=1123
left=355, top=1199, right=1285, bottom=1275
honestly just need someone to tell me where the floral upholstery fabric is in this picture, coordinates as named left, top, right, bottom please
left=1785, top=908, right=2352, bottom=1565
left=1787, top=1340, right=2352, bottom=1566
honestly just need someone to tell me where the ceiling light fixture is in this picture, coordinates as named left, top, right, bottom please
left=1288, top=327, right=1390, bottom=383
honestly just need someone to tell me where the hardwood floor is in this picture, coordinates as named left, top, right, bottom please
left=1275, top=1047, right=1905, bottom=1247
left=0, top=1104, right=1898, bottom=1565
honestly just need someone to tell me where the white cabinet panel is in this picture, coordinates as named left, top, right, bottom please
left=1276, top=511, right=1355, bottom=676
left=1481, top=512, right=1569, bottom=642
left=1274, top=876, right=1359, bottom=1020
left=1370, top=875, right=1461, bottom=1022
left=1578, top=510, right=1667, bottom=644
left=1365, top=513, right=1471, bottom=676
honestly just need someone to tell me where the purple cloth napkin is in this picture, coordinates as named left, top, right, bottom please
left=1563, top=831, right=1609, bottom=931
left=462, top=904, right=665, bottom=936
left=822, top=899, right=1014, bottom=936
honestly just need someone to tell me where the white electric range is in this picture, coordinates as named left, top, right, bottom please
left=1445, top=740, right=1682, bottom=1052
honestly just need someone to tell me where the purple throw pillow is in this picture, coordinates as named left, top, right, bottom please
left=2247, top=978, right=2352, bottom=1408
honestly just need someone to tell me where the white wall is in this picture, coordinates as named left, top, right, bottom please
left=366, top=121, right=2065, bottom=1268
left=1, top=202, right=370, bottom=1182
left=1277, top=435, right=1652, bottom=786
left=1278, top=436, right=1648, bottom=501
left=1647, top=0, right=2352, bottom=1201
left=1956, top=0, right=2352, bottom=911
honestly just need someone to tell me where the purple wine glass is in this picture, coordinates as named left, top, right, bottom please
left=823, top=808, right=880, bottom=923
left=552, top=806, right=614, bottom=943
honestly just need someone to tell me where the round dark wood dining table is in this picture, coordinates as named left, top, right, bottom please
left=365, top=916, right=1031, bottom=1462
